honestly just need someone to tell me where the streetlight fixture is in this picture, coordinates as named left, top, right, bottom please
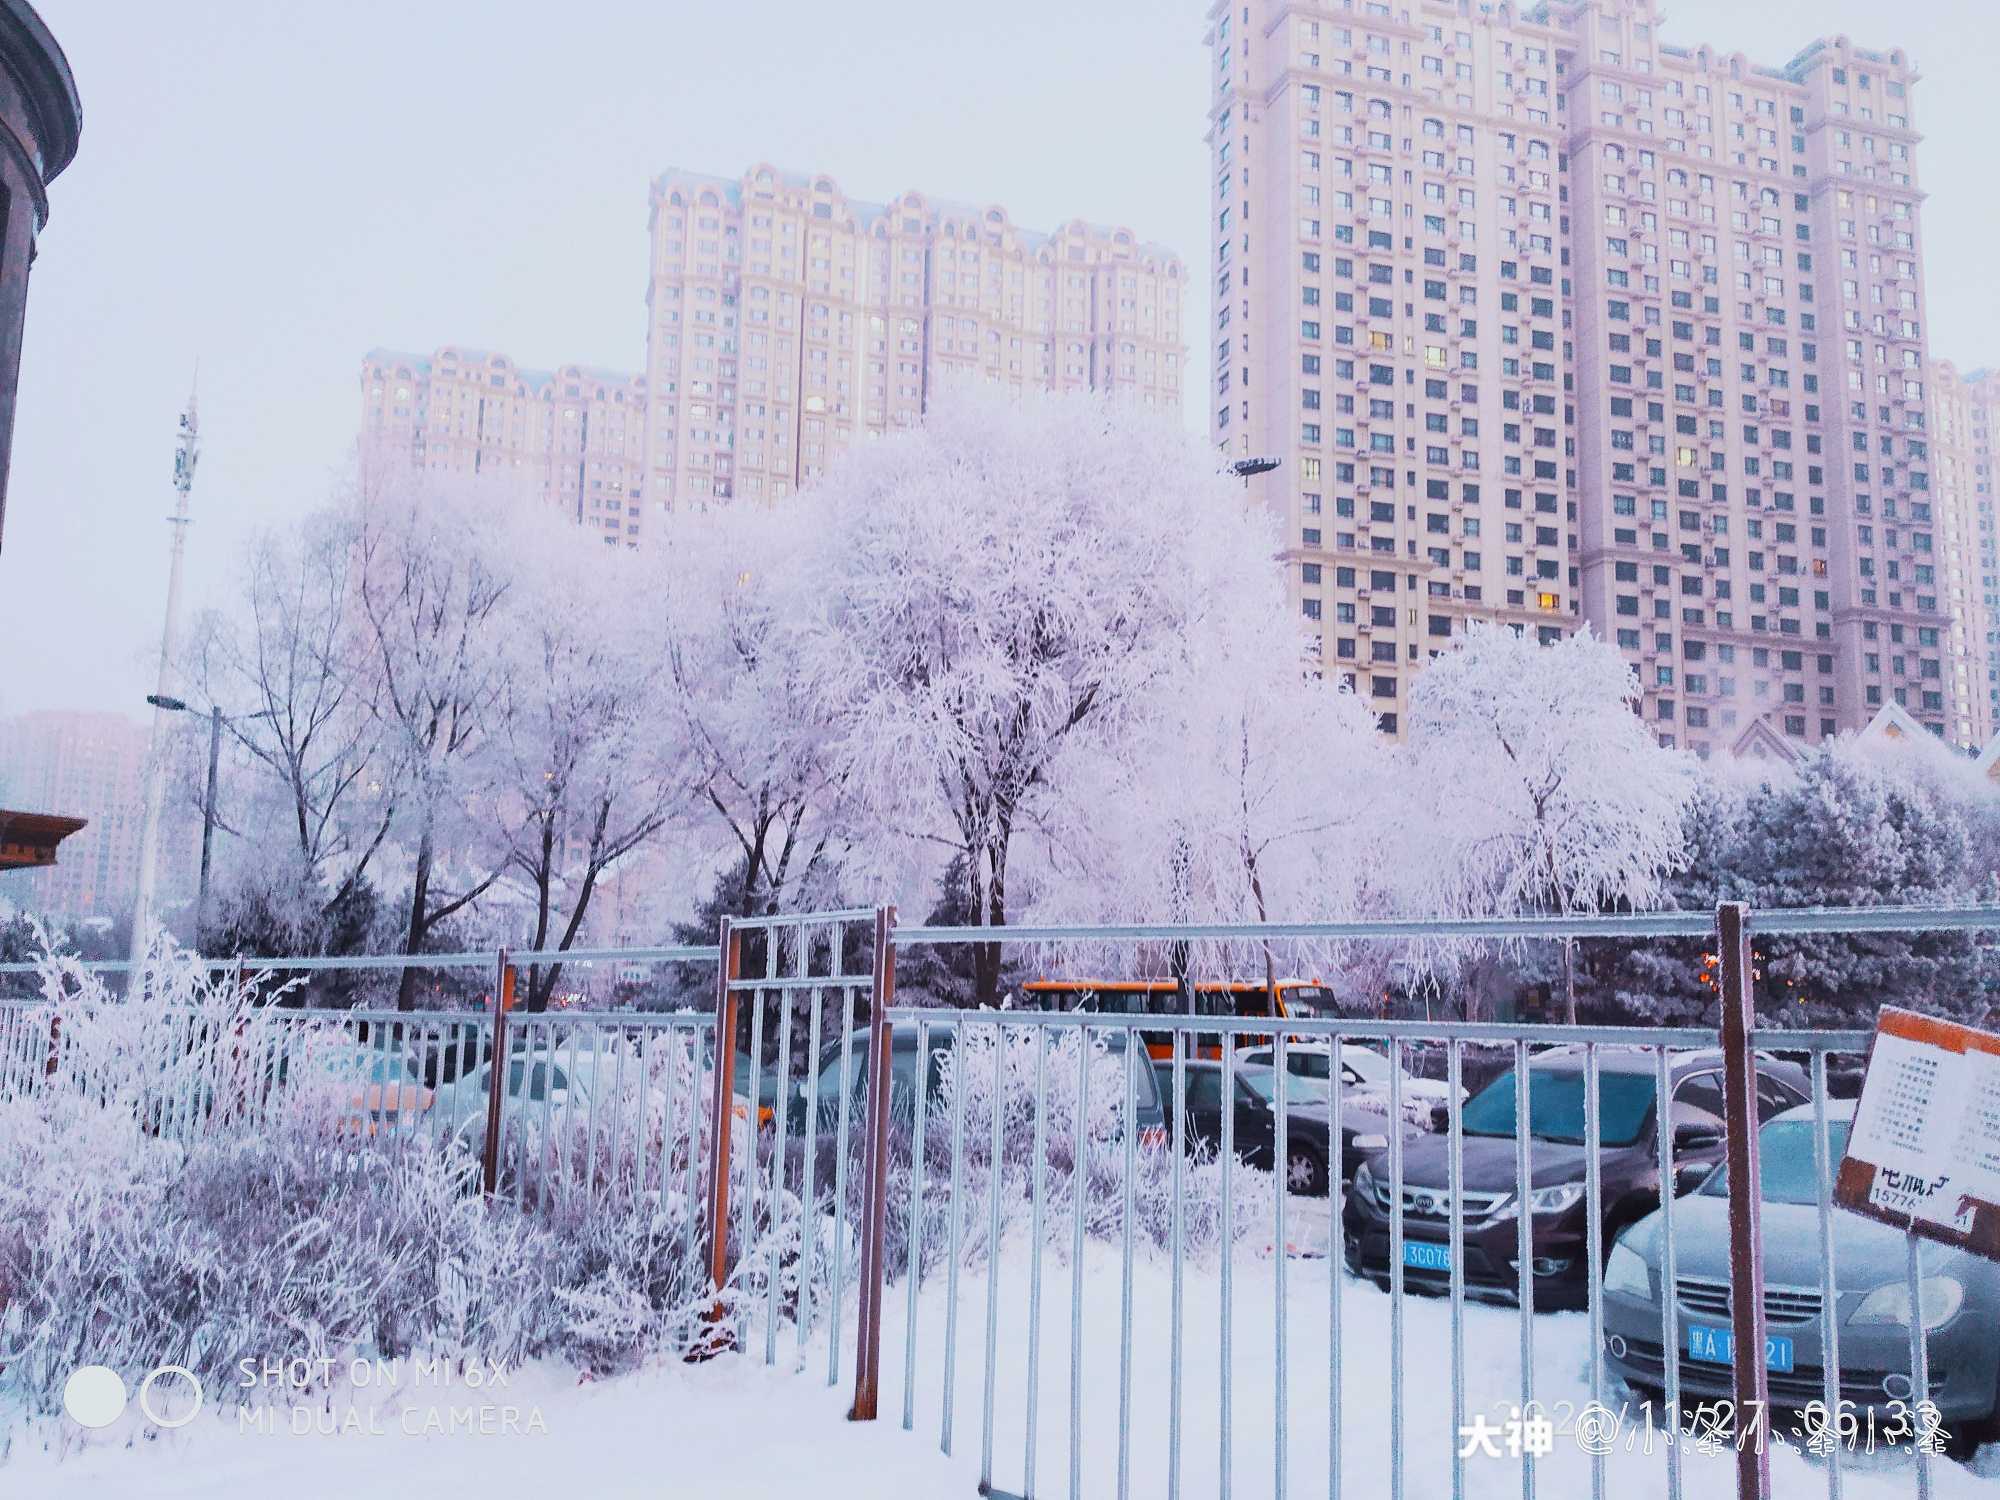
left=145, top=696, right=273, bottom=945
left=1231, top=456, right=1281, bottom=481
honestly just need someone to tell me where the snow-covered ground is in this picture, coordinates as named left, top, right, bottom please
left=10, top=1225, right=2000, bottom=1499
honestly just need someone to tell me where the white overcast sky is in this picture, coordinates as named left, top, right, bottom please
left=3, top=0, right=1996, bottom=717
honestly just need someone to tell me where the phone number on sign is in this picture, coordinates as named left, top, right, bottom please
left=1459, top=1399, right=1952, bottom=1458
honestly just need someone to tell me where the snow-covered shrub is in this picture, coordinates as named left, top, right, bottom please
left=0, top=945, right=788, bottom=1431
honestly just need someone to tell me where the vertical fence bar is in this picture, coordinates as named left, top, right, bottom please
left=1389, top=1037, right=1407, bottom=1500
left=1655, top=1044, right=1684, bottom=1500
left=849, top=905, right=897, bottom=1421
left=1273, top=1029, right=1289, bottom=1500
left=827, top=980, right=859, bottom=1387
left=1584, top=1043, right=1606, bottom=1500
left=1512, top=1036, right=1535, bottom=1500
left=904, top=1014, right=932, bottom=1430
left=1118, top=1032, right=1138, bottom=1500
left=942, top=1004, right=967, bottom=1453
left=1170, top=1028, right=1187, bottom=1500
left=480, top=952, right=514, bottom=1197
left=1809, top=1050, right=1843, bottom=1500
left=1717, top=901, right=1771, bottom=1500
left=1025, top=1022, right=1050, bottom=1493
left=982, top=1019, right=1005, bottom=1490
left=1905, top=1231, right=1933, bottom=1500
left=1330, top=1030, right=1345, bottom=1500
left=1220, top=1030, right=1236, bottom=1500
left=1447, top=1038, right=1465, bottom=1500
left=767, top=960, right=795, bottom=1366
left=1070, top=1022, right=1090, bottom=1500
left=703, top=919, right=743, bottom=1342
left=800, top=926, right=824, bottom=1365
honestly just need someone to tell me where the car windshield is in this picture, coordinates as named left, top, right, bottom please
left=1701, top=1118, right=1851, bottom=1203
left=1460, top=1068, right=1656, bottom=1146
left=1342, top=1047, right=1393, bottom=1085
left=1239, top=1066, right=1331, bottom=1106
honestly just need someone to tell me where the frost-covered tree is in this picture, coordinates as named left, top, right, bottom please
left=1405, top=623, right=1698, bottom=1022
left=1028, top=516, right=1390, bottom=999
left=650, top=504, right=850, bottom=921
left=791, top=384, right=1296, bottom=1005
left=1590, top=746, right=1998, bottom=1026
left=484, top=506, right=691, bottom=1011
left=352, top=464, right=515, bottom=1008
left=182, top=503, right=396, bottom=952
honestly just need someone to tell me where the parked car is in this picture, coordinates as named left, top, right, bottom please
left=1604, top=1100, right=2000, bottom=1446
left=285, top=1040, right=434, bottom=1138
left=1342, top=1048, right=1811, bottom=1310
left=1234, top=1041, right=1460, bottom=1130
left=436, top=1042, right=766, bottom=1167
left=787, top=1023, right=1165, bottom=1141
left=1162, top=1059, right=1424, bottom=1194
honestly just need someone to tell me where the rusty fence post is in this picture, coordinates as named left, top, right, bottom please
left=481, top=950, right=514, bottom=1197
left=850, top=903, right=898, bottom=1421
left=703, top=918, right=743, bottom=1341
left=1717, top=901, right=1772, bottom=1500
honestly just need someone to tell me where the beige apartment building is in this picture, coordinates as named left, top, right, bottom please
left=1211, top=0, right=1945, bottom=753
left=359, top=348, right=650, bottom=550
left=1933, top=362, right=2000, bottom=746
left=642, top=164, right=1184, bottom=508
left=363, top=165, right=1185, bottom=532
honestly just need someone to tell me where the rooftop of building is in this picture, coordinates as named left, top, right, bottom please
left=650, top=163, right=1182, bottom=267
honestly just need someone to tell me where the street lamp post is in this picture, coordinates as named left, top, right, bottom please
left=130, top=387, right=201, bottom=990
left=143, top=694, right=269, bottom=947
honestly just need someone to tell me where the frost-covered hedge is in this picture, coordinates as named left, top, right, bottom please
left=0, top=948, right=796, bottom=1428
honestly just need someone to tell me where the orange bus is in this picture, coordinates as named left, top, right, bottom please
left=1016, top=978, right=1338, bottom=1061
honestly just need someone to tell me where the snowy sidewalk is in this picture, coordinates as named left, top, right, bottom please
left=3, top=1353, right=979, bottom=1500
left=10, top=1235, right=2000, bottom=1499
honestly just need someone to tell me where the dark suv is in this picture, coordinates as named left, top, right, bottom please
left=1341, top=1047, right=1810, bottom=1310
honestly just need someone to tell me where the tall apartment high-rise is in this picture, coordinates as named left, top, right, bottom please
left=1211, top=0, right=1943, bottom=755
left=641, top=165, right=1185, bottom=509
left=0, top=712, right=197, bottom=922
left=363, top=165, right=1186, bottom=535
left=359, top=349, right=649, bottom=550
left=1933, top=362, right=2000, bottom=745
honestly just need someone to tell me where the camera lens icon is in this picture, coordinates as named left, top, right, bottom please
left=63, top=1364, right=204, bottom=1430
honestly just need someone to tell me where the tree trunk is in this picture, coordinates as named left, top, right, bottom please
left=973, top=839, right=1008, bottom=1008
left=396, top=823, right=434, bottom=1011
left=1562, top=936, right=1578, bottom=1027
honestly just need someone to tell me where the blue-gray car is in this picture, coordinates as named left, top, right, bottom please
left=1603, top=1100, right=2000, bottom=1446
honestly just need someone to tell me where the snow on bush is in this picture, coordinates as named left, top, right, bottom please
left=0, top=944, right=802, bottom=1434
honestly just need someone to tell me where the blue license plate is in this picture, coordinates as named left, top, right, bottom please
left=1402, top=1241, right=1451, bottom=1272
left=1686, top=1323, right=1795, bottom=1373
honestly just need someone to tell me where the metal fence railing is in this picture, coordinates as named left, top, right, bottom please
left=5, top=900, right=1998, bottom=1500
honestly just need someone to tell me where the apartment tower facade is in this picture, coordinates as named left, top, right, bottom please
left=359, top=349, right=649, bottom=550
left=1211, top=0, right=1941, bottom=753
left=363, top=165, right=1185, bottom=536
left=642, top=164, right=1184, bottom=509
left=1932, top=362, right=2000, bottom=746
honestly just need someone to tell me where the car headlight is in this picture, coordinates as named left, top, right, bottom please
left=1529, top=1182, right=1585, bottom=1215
left=1351, top=1133, right=1388, bottom=1151
left=1604, top=1240, right=1652, bottom=1299
left=1850, top=1276, right=1964, bottom=1330
left=1353, top=1160, right=1376, bottom=1198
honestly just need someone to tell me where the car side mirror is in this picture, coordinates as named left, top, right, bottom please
left=1673, top=1121, right=1722, bottom=1152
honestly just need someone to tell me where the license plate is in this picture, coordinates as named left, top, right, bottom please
left=1402, top=1241, right=1451, bottom=1272
left=1686, top=1323, right=1795, bottom=1373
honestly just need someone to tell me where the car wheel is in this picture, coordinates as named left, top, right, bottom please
left=1286, top=1145, right=1328, bottom=1197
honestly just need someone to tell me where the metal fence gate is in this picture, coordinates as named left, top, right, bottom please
left=5, top=900, right=1996, bottom=1500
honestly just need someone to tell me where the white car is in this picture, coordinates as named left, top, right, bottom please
left=1234, top=1041, right=1460, bottom=1130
